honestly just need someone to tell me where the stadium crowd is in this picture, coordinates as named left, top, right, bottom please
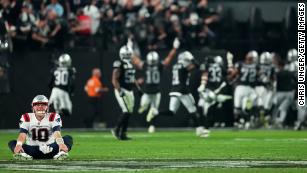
left=0, top=0, right=224, bottom=51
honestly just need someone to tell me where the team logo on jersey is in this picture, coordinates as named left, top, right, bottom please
left=56, top=118, right=61, bottom=123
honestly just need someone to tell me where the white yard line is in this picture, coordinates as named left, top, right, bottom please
left=1, top=160, right=307, bottom=171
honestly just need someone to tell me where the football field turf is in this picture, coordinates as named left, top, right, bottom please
left=0, top=129, right=307, bottom=173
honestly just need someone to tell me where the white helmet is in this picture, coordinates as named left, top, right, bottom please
left=246, top=50, right=259, bottom=64
left=32, top=95, right=49, bottom=114
left=59, top=53, right=72, bottom=67
left=119, top=45, right=133, bottom=62
left=214, top=56, right=223, bottom=66
left=287, top=48, right=298, bottom=62
left=178, top=51, right=194, bottom=66
left=260, top=52, right=272, bottom=64
left=146, top=51, right=159, bottom=65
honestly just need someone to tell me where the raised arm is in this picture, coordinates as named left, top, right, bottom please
left=131, top=54, right=144, bottom=70
left=162, top=38, right=180, bottom=67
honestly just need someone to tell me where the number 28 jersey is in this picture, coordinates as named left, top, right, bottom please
left=19, top=113, right=62, bottom=146
left=113, top=60, right=136, bottom=90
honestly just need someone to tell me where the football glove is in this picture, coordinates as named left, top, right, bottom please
left=173, top=37, right=180, bottom=49
left=39, top=144, right=53, bottom=154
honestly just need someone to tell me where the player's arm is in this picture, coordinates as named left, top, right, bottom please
left=198, top=71, right=208, bottom=92
left=131, top=54, right=144, bottom=70
left=162, top=38, right=180, bottom=67
left=53, top=131, right=68, bottom=152
left=112, top=68, right=121, bottom=91
left=14, top=133, right=26, bottom=154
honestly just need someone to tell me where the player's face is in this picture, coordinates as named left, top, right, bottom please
left=33, top=103, right=48, bottom=116
left=245, top=56, right=253, bottom=64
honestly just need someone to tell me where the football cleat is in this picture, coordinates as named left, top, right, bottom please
left=13, top=152, right=33, bottom=160
left=53, top=151, right=69, bottom=160
left=120, top=133, right=132, bottom=140
left=111, top=129, right=120, bottom=140
left=148, top=125, right=155, bottom=133
left=196, top=126, right=210, bottom=137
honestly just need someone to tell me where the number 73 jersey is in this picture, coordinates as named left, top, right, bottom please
left=19, top=113, right=62, bottom=146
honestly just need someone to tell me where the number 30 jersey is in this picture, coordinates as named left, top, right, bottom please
left=19, top=113, right=62, bottom=146
left=113, top=60, right=136, bottom=90
left=50, top=67, right=76, bottom=93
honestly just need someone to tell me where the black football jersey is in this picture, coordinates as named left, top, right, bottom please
left=171, top=63, right=190, bottom=94
left=258, top=64, right=275, bottom=87
left=200, top=62, right=226, bottom=90
left=113, top=60, right=136, bottom=90
left=276, top=69, right=296, bottom=91
left=142, top=62, right=164, bottom=94
left=50, top=67, right=76, bottom=93
left=235, top=62, right=259, bottom=86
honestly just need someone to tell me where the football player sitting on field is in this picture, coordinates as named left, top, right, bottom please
left=8, top=95, right=73, bottom=160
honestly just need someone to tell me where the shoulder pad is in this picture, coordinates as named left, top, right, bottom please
left=49, top=112, right=56, bottom=122
left=22, top=113, right=30, bottom=122
left=113, top=60, right=121, bottom=68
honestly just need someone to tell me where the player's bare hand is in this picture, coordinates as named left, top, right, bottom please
left=14, top=145, right=24, bottom=154
left=59, top=143, right=68, bottom=152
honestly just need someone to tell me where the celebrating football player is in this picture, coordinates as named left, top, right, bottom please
left=49, top=53, right=76, bottom=117
left=159, top=51, right=210, bottom=137
left=111, top=45, right=136, bottom=140
left=131, top=38, right=180, bottom=133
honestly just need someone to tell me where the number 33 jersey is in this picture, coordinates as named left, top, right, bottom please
left=19, top=113, right=62, bottom=146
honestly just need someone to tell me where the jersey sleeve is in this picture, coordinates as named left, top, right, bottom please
left=51, top=114, right=62, bottom=132
left=113, top=60, right=122, bottom=69
left=19, top=114, right=30, bottom=133
left=199, top=63, right=207, bottom=72
left=234, top=62, right=241, bottom=70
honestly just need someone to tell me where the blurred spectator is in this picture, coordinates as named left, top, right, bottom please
left=14, top=2, right=36, bottom=46
left=83, top=0, right=100, bottom=35
left=70, top=8, right=91, bottom=35
left=46, top=0, right=64, bottom=17
left=31, top=16, right=51, bottom=48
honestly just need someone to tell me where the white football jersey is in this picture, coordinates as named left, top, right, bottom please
left=19, top=112, right=62, bottom=146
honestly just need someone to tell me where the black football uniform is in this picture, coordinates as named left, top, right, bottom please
left=235, top=62, right=259, bottom=87
left=200, top=62, right=227, bottom=90
left=113, top=60, right=136, bottom=90
left=142, top=62, right=164, bottom=94
left=170, top=63, right=190, bottom=94
left=258, top=64, right=275, bottom=87
left=49, top=67, right=76, bottom=93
